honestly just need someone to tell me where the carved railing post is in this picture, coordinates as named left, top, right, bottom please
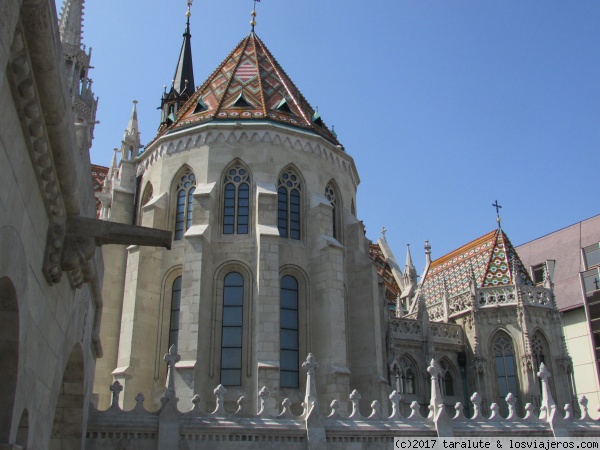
left=506, top=393, right=517, bottom=421
left=109, top=380, right=123, bottom=409
left=162, top=345, right=181, bottom=404
left=389, top=390, right=402, bottom=420
left=348, top=390, right=362, bottom=419
left=537, top=362, right=555, bottom=421
left=328, top=399, right=340, bottom=419
left=257, top=386, right=270, bottom=417
left=212, top=384, right=227, bottom=416
left=427, top=359, right=443, bottom=419
left=302, top=353, right=319, bottom=415
left=470, top=392, right=482, bottom=420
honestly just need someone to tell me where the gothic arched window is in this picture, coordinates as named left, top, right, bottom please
left=169, top=276, right=182, bottom=349
left=325, top=183, right=339, bottom=239
left=531, top=332, right=546, bottom=372
left=280, top=276, right=299, bottom=388
left=444, top=371, right=454, bottom=397
left=174, top=170, right=196, bottom=240
left=277, top=169, right=301, bottom=240
left=221, top=272, right=244, bottom=386
left=223, top=163, right=250, bottom=235
left=494, top=333, right=519, bottom=400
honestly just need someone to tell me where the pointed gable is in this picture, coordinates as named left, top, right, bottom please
left=421, top=229, right=533, bottom=305
left=158, top=33, right=340, bottom=147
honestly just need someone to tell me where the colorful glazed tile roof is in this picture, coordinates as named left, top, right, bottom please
left=370, top=243, right=401, bottom=301
left=156, top=32, right=340, bottom=147
left=421, top=229, right=533, bottom=305
left=91, top=164, right=108, bottom=217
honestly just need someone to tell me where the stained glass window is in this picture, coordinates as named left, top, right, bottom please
left=494, top=333, right=518, bottom=399
left=221, top=272, right=244, bottom=386
left=280, top=276, right=299, bottom=388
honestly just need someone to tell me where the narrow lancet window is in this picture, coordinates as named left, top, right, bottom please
left=325, top=183, right=338, bottom=239
left=280, top=276, right=299, bottom=388
left=221, top=272, right=244, bottom=386
left=277, top=169, right=301, bottom=240
left=169, top=276, right=182, bottom=349
left=223, top=163, right=250, bottom=235
left=174, top=170, right=196, bottom=240
left=494, top=333, right=518, bottom=399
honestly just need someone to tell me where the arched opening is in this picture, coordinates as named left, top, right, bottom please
left=0, top=276, right=19, bottom=443
left=15, top=409, right=28, bottom=448
left=50, top=345, right=85, bottom=450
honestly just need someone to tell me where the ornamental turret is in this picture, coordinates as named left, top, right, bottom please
left=58, top=0, right=98, bottom=147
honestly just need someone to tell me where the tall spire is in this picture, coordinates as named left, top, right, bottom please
left=121, top=100, right=141, bottom=160
left=404, top=244, right=417, bottom=285
left=173, top=0, right=195, bottom=99
left=159, top=1, right=196, bottom=128
left=58, top=0, right=84, bottom=50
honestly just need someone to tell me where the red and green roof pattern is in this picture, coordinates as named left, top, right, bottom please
left=421, top=229, right=533, bottom=305
left=159, top=33, right=340, bottom=146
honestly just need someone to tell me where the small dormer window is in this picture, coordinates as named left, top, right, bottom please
left=193, top=96, right=208, bottom=114
left=231, top=92, right=253, bottom=108
left=584, top=243, right=600, bottom=269
left=531, top=264, right=545, bottom=286
left=276, top=98, right=292, bottom=114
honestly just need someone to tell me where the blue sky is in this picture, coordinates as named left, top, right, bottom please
left=57, top=0, right=600, bottom=272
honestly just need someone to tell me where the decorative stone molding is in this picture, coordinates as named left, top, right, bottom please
left=136, top=127, right=359, bottom=189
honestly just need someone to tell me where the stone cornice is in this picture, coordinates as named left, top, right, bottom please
left=136, top=123, right=360, bottom=190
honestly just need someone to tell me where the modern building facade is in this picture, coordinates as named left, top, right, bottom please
left=517, top=214, right=600, bottom=411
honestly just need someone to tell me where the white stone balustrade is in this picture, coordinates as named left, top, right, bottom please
left=86, top=353, right=600, bottom=449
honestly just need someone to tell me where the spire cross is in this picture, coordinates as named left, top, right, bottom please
left=594, top=278, right=600, bottom=290
left=492, top=200, right=502, bottom=228
left=381, top=226, right=386, bottom=240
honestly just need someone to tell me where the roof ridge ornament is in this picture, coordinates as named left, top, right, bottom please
left=251, top=0, right=261, bottom=32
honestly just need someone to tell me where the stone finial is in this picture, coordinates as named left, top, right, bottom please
left=163, top=345, right=181, bottom=401
left=428, top=359, right=443, bottom=418
left=564, top=404, right=572, bottom=421
left=523, top=403, right=536, bottom=421
left=579, top=395, right=590, bottom=421
left=328, top=399, right=341, bottom=419
left=368, top=400, right=382, bottom=420
left=212, top=384, right=227, bottom=416
left=488, top=403, right=500, bottom=421
left=110, top=380, right=123, bottom=408
left=278, top=398, right=295, bottom=419
left=506, top=393, right=516, bottom=421
left=407, top=401, right=423, bottom=420
left=470, top=392, right=482, bottom=420
left=389, top=390, right=402, bottom=420
left=234, top=396, right=247, bottom=416
left=453, top=402, right=466, bottom=420
left=134, top=393, right=145, bottom=411
left=302, top=353, right=319, bottom=415
left=191, top=394, right=202, bottom=412
left=537, top=362, right=556, bottom=421
left=348, top=390, right=362, bottom=419
left=257, top=386, right=270, bottom=416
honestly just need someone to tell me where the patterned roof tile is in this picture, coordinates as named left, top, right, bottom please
left=422, top=229, right=533, bottom=305
left=155, top=33, right=340, bottom=147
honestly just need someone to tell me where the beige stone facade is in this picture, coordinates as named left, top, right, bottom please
left=1, top=0, right=101, bottom=448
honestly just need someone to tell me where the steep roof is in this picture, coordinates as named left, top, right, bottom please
left=421, top=229, right=533, bottom=305
left=370, top=243, right=401, bottom=301
left=157, top=32, right=340, bottom=147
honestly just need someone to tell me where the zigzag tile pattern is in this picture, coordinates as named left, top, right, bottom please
left=422, top=230, right=533, bottom=306
left=156, top=33, right=340, bottom=147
